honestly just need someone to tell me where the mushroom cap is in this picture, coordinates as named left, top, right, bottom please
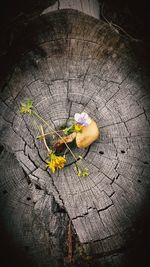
left=76, top=119, right=99, bottom=148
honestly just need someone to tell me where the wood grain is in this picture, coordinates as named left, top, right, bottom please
left=0, top=4, right=150, bottom=267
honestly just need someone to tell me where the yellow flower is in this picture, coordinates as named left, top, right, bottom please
left=20, top=99, right=33, bottom=115
left=74, top=124, right=83, bottom=133
left=46, top=153, right=66, bottom=173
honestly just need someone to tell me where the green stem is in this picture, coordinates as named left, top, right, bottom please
left=37, top=129, right=64, bottom=139
left=32, top=110, right=78, bottom=161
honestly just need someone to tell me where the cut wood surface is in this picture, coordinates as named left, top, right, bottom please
left=0, top=4, right=150, bottom=267
left=42, top=0, right=100, bottom=19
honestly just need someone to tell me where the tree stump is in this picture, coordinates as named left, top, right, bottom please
left=0, top=2, right=150, bottom=267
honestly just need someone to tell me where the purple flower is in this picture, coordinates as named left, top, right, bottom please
left=74, top=112, right=91, bottom=126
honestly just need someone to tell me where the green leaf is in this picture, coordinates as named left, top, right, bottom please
left=63, top=125, right=75, bottom=135
left=20, top=99, right=33, bottom=114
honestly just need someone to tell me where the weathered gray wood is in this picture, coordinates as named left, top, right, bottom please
left=0, top=4, right=150, bottom=267
left=41, top=0, right=100, bottom=19
left=0, top=149, right=69, bottom=267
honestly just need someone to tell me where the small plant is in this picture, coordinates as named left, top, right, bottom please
left=20, top=99, right=99, bottom=176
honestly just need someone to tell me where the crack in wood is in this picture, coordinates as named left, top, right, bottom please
left=0, top=8, right=150, bottom=266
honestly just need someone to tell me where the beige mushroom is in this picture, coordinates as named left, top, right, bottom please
left=76, top=119, right=99, bottom=148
